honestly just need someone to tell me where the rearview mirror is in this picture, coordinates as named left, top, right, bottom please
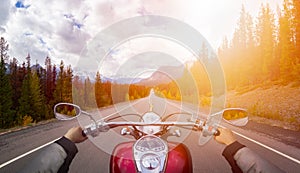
left=54, top=103, right=81, bottom=120
left=222, top=108, right=248, bottom=126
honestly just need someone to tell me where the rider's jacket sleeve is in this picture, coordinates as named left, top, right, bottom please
left=223, top=141, right=284, bottom=173
left=55, top=136, right=78, bottom=173
left=20, top=136, right=78, bottom=173
left=222, top=141, right=245, bottom=173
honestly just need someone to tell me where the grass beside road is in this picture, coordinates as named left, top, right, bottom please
left=226, top=83, right=300, bottom=131
left=0, top=119, right=57, bottom=135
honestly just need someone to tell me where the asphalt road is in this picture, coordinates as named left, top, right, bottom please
left=0, top=95, right=300, bottom=173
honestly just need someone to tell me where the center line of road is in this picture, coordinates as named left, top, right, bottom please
left=0, top=137, right=60, bottom=169
left=102, top=98, right=145, bottom=120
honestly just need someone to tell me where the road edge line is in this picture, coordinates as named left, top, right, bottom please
left=0, top=137, right=60, bottom=169
left=231, top=129, right=300, bottom=165
left=0, top=98, right=146, bottom=169
left=163, top=99, right=300, bottom=165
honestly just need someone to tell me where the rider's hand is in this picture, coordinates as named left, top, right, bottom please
left=214, top=128, right=236, bottom=145
left=64, top=126, right=88, bottom=143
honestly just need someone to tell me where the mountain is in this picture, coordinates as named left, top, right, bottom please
left=105, top=76, right=144, bottom=84
left=5, top=63, right=44, bottom=74
left=73, top=65, right=185, bottom=85
left=31, top=64, right=43, bottom=71
left=137, top=65, right=185, bottom=86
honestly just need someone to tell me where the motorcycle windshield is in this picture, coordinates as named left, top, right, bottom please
left=76, top=93, right=210, bottom=156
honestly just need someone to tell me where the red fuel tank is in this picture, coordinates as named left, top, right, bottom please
left=110, top=141, right=193, bottom=173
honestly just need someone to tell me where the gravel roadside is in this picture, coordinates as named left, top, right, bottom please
left=226, top=84, right=300, bottom=131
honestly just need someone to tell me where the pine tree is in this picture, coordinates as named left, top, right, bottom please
left=44, top=56, right=54, bottom=103
left=0, top=37, right=14, bottom=128
left=230, top=5, right=256, bottom=86
left=51, top=64, right=57, bottom=98
left=292, top=0, right=300, bottom=81
left=72, top=75, right=84, bottom=107
left=278, top=0, right=295, bottom=81
left=18, top=55, right=33, bottom=121
left=235, top=5, right=248, bottom=49
left=54, top=60, right=64, bottom=103
left=30, top=71, right=45, bottom=121
left=53, top=61, right=74, bottom=105
left=84, top=77, right=91, bottom=108
left=95, top=71, right=104, bottom=107
left=18, top=70, right=32, bottom=121
left=246, top=13, right=255, bottom=48
left=176, top=65, right=197, bottom=103
left=64, top=65, right=73, bottom=103
left=294, top=0, right=300, bottom=63
left=256, top=3, right=276, bottom=79
left=199, top=43, right=208, bottom=63
left=0, top=37, right=9, bottom=61
left=9, top=58, right=24, bottom=125
left=9, top=58, right=21, bottom=110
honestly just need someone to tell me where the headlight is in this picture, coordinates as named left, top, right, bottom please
left=141, top=154, right=160, bottom=170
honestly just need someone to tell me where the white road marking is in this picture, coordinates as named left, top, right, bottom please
left=1, top=97, right=299, bottom=168
left=0, top=99, right=145, bottom=168
left=0, top=137, right=60, bottom=169
left=219, top=125, right=300, bottom=165
left=167, top=99, right=300, bottom=165
left=233, top=130, right=300, bottom=165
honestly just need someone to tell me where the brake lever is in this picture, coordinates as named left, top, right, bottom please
left=82, top=130, right=87, bottom=137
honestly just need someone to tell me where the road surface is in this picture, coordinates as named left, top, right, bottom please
left=0, top=95, right=299, bottom=172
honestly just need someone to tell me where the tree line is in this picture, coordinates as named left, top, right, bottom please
left=1, top=1, right=299, bottom=128
left=0, top=37, right=74, bottom=128
left=154, top=1, right=300, bottom=107
left=0, top=37, right=151, bottom=129
left=219, top=0, right=300, bottom=89
left=73, top=71, right=151, bottom=110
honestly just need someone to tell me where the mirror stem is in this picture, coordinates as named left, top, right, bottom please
left=82, top=110, right=98, bottom=125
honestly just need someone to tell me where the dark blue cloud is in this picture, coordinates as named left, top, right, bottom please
left=15, top=1, right=30, bottom=9
left=64, top=13, right=83, bottom=29
left=64, top=14, right=74, bottom=19
left=38, top=37, right=46, bottom=45
left=24, top=32, right=33, bottom=36
left=73, top=22, right=83, bottom=29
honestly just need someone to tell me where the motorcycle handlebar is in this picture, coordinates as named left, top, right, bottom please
left=83, top=120, right=220, bottom=137
left=104, top=121, right=197, bottom=128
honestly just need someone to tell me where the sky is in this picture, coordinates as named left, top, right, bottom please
left=0, top=0, right=283, bottom=78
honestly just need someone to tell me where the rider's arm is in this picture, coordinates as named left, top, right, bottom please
left=21, top=127, right=87, bottom=173
left=222, top=141, right=244, bottom=173
left=215, top=128, right=284, bottom=173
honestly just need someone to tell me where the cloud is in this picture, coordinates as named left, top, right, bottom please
left=96, top=36, right=194, bottom=78
left=2, top=0, right=188, bottom=68
left=1, top=0, right=282, bottom=75
left=0, top=0, right=11, bottom=33
left=15, top=0, right=30, bottom=9
left=3, top=0, right=92, bottom=65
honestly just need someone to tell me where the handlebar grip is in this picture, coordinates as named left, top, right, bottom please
left=214, top=129, right=220, bottom=136
left=82, top=130, right=87, bottom=137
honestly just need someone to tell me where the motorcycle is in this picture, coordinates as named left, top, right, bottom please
left=54, top=101, right=248, bottom=173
